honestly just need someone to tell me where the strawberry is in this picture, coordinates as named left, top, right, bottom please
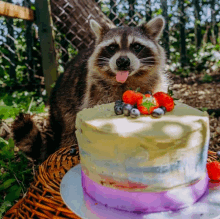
left=137, top=94, right=159, bottom=115
left=153, top=92, right=174, bottom=112
left=122, top=90, right=143, bottom=105
left=206, top=161, right=220, bottom=181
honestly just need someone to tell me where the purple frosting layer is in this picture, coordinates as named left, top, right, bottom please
left=81, top=170, right=209, bottom=213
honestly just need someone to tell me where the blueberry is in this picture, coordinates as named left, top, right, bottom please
left=114, top=105, right=123, bottom=115
left=152, top=108, right=165, bottom=118
left=115, top=100, right=123, bottom=105
left=133, top=103, right=137, bottom=109
left=217, top=151, right=220, bottom=158
left=130, top=108, right=140, bottom=118
left=160, top=106, right=167, bottom=113
left=123, top=104, right=133, bottom=116
left=115, top=101, right=125, bottom=109
left=144, top=91, right=152, bottom=95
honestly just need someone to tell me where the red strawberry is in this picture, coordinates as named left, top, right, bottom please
left=206, top=161, right=220, bottom=181
left=153, top=92, right=174, bottom=112
left=122, top=90, right=143, bottom=105
left=137, top=94, right=159, bottom=115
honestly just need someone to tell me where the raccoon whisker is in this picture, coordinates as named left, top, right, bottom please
left=140, top=56, right=154, bottom=59
left=98, top=61, right=109, bottom=63
left=141, top=61, right=158, bottom=65
left=140, top=64, right=155, bottom=68
left=139, top=57, right=155, bottom=61
left=98, top=57, right=110, bottom=61
left=140, top=59, right=155, bottom=62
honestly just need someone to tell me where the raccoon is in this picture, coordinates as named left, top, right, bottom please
left=12, top=16, right=169, bottom=162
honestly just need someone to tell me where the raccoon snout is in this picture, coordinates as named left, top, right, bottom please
left=116, top=56, right=130, bottom=69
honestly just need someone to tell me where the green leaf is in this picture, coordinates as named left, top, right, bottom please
left=4, top=186, right=22, bottom=202
left=8, top=138, right=15, bottom=149
left=202, top=74, right=213, bottom=83
left=0, top=201, right=11, bottom=218
left=0, top=137, right=8, bottom=146
left=135, top=87, right=141, bottom=92
left=0, top=178, right=16, bottom=191
left=168, top=87, right=174, bottom=97
left=141, top=96, right=156, bottom=111
left=200, top=107, right=208, bottom=112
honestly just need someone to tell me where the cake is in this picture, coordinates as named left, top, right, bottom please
left=75, top=101, right=210, bottom=213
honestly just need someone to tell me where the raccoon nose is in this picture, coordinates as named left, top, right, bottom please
left=116, top=56, right=130, bottom=68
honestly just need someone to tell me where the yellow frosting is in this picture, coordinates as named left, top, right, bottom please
left=76, top=101, right=210, bottom=192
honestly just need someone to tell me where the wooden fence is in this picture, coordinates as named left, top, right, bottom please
left=0, top=0, right=57, bottom=97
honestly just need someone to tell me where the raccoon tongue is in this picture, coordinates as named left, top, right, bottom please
left=116, top=71, right=129, bottom=83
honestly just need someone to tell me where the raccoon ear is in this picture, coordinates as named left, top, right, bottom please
left=140, top=16, right=165, bottom=40
left=90, top=19, right=109, bottom=41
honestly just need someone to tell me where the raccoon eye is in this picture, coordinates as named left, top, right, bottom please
left=107, top=44, right=118, bottom=52
left=132, top=43, right=143, bottom=52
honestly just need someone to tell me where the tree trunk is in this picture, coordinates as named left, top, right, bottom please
left=146, top=0, right=152, bottom=22
left=193, top=0, right=202, bottom=49
left=50, top=0, right=114, bottom=51
left=6, top=0, right=16, bottom=82
left=35, top=0, right=58, bottom=99
left=161, top=0, right=169, bottom=60
left=23, top=0, right=35, bottom=84
left=211, top=0, right=218, bottom=44
left=179, top=0, right=187, bottom=67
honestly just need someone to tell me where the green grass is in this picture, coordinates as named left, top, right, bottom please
left=0, top=89, right=45, bottom=217
left=0, top=137, right=37, bottom=218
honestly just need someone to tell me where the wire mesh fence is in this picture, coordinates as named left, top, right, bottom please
left=0, top=0, right=43, bottom=93
left=0, top=0, right=220, bottom=89
left=50, top=0, right=164, bottom=71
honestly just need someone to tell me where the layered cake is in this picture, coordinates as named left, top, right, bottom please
left=75, top=101, right=210, bottom=213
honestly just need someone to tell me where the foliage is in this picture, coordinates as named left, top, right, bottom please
left=0, top=137, right=37, bottom=218
left=169, top=33, right=220, bottom=78
left=54, top=29, right=78, bottom=74
left=0, top=16, right=43, bottom=81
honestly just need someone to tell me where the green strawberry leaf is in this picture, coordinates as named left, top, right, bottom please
left=141, top=96, right=156, bottom=111
left=135, top=87, right=141, bottom=92
left=167, top=86, right=174, bottom=97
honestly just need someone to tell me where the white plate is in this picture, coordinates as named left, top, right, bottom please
left=60, top=164, right=220, bottom=219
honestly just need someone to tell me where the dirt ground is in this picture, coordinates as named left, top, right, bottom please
left=169, top=71, right=220, bottom=152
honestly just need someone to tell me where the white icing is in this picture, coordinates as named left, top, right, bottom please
left=76, top=101, right=209, bottom=192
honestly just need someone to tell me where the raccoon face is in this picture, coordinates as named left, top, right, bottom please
left=89, top=16, right=166, bottom=83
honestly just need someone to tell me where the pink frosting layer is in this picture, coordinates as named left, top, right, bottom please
left=81, top=170, right=208, bottom=213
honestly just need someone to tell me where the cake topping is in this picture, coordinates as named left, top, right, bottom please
left=152, top=107, right=165, bottom=118
left=114, top=89, right=175, bottom=118
left=123, top=104, right=133, bottom=116
left=153, top=92, right=174, bottom=112
left=137, top=94, right=159, bottom=115
left=159, top=106, right=167, bottom=113
left=206, top=161, right=220, bottom=181
left=122, top=89, right=142, bottom=105
left=130, top=108, right=140, bottom=118
left=114, top=105, right=123, bottom=115
left=144, top=91, right=153, bottom=95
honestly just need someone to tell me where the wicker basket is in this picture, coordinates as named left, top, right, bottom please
left=4, top=147, right=219, bottom=219
left=4, top=145, right=80, bottom=219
